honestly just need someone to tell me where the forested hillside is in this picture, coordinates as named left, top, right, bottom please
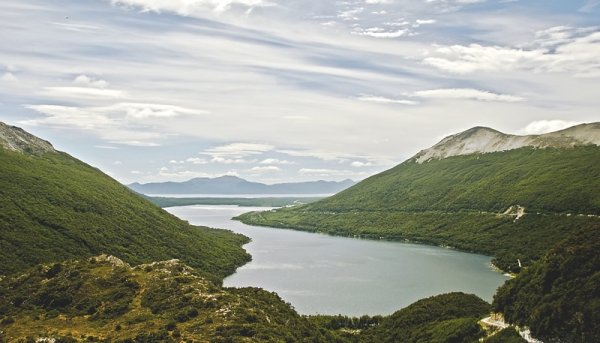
left=238, top=146, right=600, bottom=271
left=0, top=122, right=249, bottom=281
left=493, top=226, right=600, bottom=342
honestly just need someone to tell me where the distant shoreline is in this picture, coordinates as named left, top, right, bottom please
left=144, top=195, right=323, bottom=208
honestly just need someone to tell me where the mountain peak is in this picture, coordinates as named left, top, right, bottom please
left=413, top=122, right=600, bottom=163
left=0, top=121, right=55, bottom=154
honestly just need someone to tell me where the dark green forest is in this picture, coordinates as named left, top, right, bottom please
left=493, top=226, right=600, bottom=343
left=0, top=147, right=249, bottom=281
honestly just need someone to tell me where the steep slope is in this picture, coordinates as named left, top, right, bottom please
left=129, top=175, right=355, bottom=195
left=0, top=122, right=249, bottom=280
left=493, top=226, right=600, bottom=342
left=238, top=123, right=600, bottom=271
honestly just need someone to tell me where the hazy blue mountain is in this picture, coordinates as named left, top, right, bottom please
left=128, top=175, right=355, bottom=195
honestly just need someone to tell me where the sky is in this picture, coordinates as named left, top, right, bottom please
left=0, top=0, right=599, bottom=184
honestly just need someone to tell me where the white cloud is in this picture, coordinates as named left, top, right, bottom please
left=186, top=157, right=208, bottom=164
left=423, top=27, right=600, bottom=77
left=43, top=86, right=125, bottom=99
left=353, top=27, right=410, bottom=38
left=1, top=72, right=18, bottom=82
left=202, top=142, right=274, bottom=158
left=248, top=165, right=281, bottom=173
left=337, top=7, right=364, bottom=21
left=365, top=0, right=393, bottom=4
left=260, top=158, right=295, bottom=165
left=51, top=22, right=102, bottom=32
left=409, top=88, right=524, bottom=102
left=21, top=102, right=202, bottom=146
left=74, top=74, right=109, bottom=88
left=110, top=0, right=273, bottom=14
left=423, top=44, right=544, bottom=74
left=356, top=94, right=418, bottom=105
left=111, top=140, right=161, bottom=147
left=415, top=19, right=436, bottom=25
left=520, top=120, right=584, bottom=135
left=350, top=161, right=372, bottom=167
left=116, top=103, right=205, bottom=119
left=211, top=157, right=257, bottom=164
left=414, top=19, right=436, bottom=27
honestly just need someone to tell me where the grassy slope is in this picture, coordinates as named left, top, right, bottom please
left=0, top=148, right=250, bottom=281
left=0, top=257, right=493, bottom=343
left=237, top=147, right=600, bottom=271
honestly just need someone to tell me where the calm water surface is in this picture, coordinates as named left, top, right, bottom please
left=167, top=205, right=509, bottom=316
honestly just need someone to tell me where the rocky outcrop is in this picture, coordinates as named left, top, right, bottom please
left=0, top=121, right=55, bottom=154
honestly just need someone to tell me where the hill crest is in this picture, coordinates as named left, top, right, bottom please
left=413, top=122, right=600, bottom=163
left=0, top=122, right=55, bottom=154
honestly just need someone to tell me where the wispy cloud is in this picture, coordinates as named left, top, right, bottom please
left=408, top=88, right=525, bottom=102
left=356, top=95, right=418, bottom=105
left=21, top=102, right=205, bottom=146
left=423, top=26, right=600, bottom=77
left=202, top=143, right=274, bottom=158
left=248, top=165, right=281, bottom=173
left=1, top=0, right=598, bottom=183
left=110, top=0, right=274, bottom=14
left=260, top=158, right=295, bottom=165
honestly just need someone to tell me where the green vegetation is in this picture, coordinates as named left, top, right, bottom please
left=0, top=256, right=341, bottom=342
left=144, top=195, right=322, bottom=208
left=358, top=292, right=490, bottom=342
left=483, top=328, right=527, bottom=343
left=0, top=147, right=250, bottom=281
left=237, top=146, right=600, bottom=271
left=0, top=257, right=494, bottom=342
left=493, top=226, right=600, bottom=342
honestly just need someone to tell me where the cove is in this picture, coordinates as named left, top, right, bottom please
left=167, top=205, right=509, bottom=316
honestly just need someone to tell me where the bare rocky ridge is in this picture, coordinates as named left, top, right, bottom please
left=0, top=121, right=55, bottom=154
left=413, top=122, right=600, bottom=163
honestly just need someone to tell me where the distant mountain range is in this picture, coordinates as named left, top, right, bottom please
left=128, top=176, right=356, bottom=195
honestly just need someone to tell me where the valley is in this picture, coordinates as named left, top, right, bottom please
left=1, top=121, right=598, bottom=342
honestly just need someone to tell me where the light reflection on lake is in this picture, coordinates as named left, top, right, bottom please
left=167, top=205, right=509, bottom=316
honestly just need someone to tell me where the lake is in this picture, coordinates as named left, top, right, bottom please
left=167, top=205, right=509, bottom=316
